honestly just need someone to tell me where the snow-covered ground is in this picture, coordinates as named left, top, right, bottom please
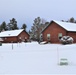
left=0, top=42, right=76, bottom=74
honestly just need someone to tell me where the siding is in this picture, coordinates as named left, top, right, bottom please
left=18, top=31, right=29, bottom=42
left=3, top=37, right=17, bottom=43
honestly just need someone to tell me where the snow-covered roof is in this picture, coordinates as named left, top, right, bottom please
left=0, top=29, right=24, bottom=37
left=53, top=20, right=76, bottom=32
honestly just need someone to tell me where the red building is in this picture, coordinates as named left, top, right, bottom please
left=0, top=29, right=29, bottom=43
left=42, top=20, right=76, bottom=43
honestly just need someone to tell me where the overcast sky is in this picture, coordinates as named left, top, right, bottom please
left=0, top=0, right=76, bottom=31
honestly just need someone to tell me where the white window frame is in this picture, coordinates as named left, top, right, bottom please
left=47, top=34, right=51, bottom=40
left=58, top=33, right=62, bottom=39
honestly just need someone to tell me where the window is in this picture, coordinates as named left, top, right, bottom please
left=25, top=37, right=27, bottom=39
left=58, top=33, right=62, bottom=39
left=40, top=34, right=43, bottom=41
left=19, top=37, right=21, bottom=39
left=47, top=34, right=51, bottom=41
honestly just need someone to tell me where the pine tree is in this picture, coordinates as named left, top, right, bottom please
left=7, top=18, right=18, bottom=30
left=0, top=21, right=7, bottom=31
left=21, top=24, right=27, bottom=30
left=69, top=17, right=75, bottom=23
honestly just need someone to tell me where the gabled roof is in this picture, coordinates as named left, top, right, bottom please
left=53, top=20, right=76, bottom=32
left=42, top=20, right=76, bottom=33
left=0, top=29, right=24, bottom=37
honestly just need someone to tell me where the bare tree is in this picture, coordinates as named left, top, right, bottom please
left=30, top=17, right=49, bottom=41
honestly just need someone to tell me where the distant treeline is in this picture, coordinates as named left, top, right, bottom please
left=0, top=18, right=27, bottom=32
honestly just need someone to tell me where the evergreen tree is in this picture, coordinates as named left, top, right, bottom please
left=7, top=18, right=18, bottom=30
left=0, top=21, right=7, bottom=31
left=31, top=17, right=42, bottom=40
left=61, top=17, right=76, bottom=23
left=0, top=25, right=1, bottom=32
left=21, top=24, right=27, bottom=30
left=69, top=17, right=75, bottom=23
left=69, top=17, right=76, bottom=23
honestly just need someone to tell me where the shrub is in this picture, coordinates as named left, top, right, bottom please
left=60, top=58, right=68, bottom=66
left=60, top=36, right=74, bottom=45
left=0, top=42, right=2, bottom=46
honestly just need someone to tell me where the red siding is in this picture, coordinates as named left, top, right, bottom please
left=18, top=31, right=29, bottom=42
left=3, top=37, right=17, bottom=43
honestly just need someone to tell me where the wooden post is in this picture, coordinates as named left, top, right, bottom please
left=57, top=47, right=59, bottom=65
left=12, top=41, right=13, bottom=50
